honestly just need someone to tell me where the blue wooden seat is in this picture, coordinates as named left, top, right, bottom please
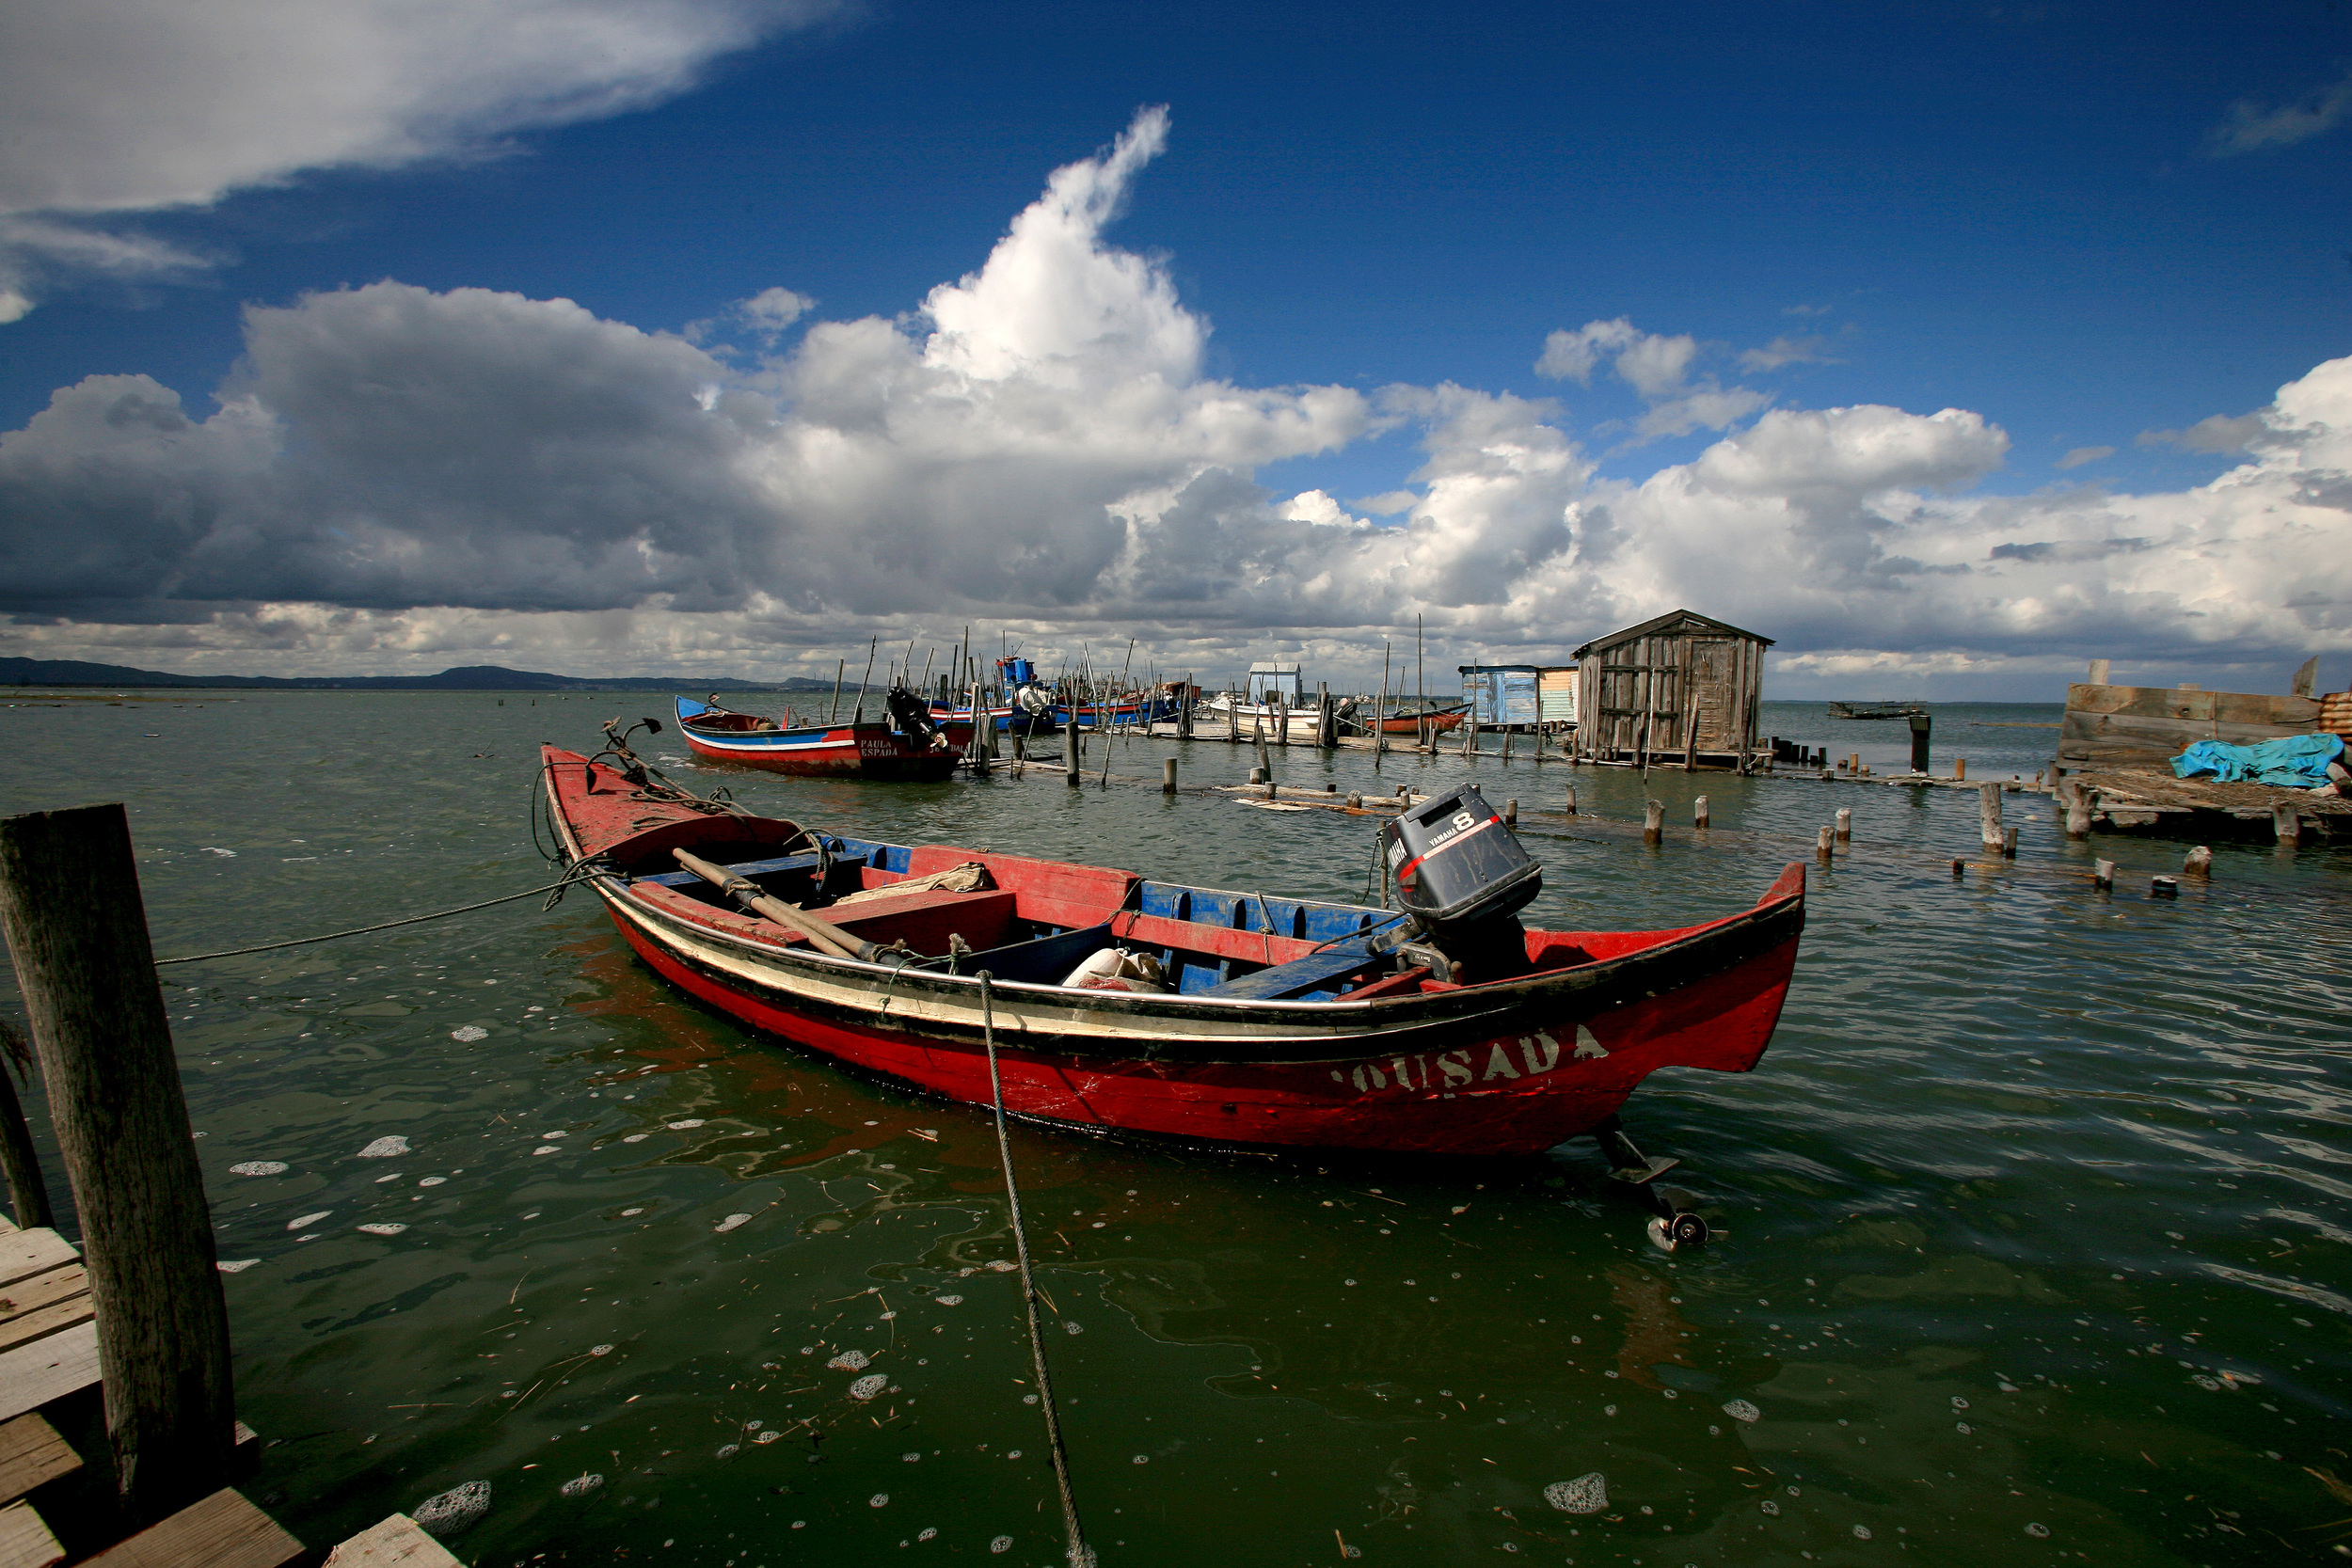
left=1195, top=940, right=1384, bottom=1001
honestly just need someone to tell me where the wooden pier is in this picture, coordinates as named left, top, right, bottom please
left=0, top=804, right=460, bottom=1568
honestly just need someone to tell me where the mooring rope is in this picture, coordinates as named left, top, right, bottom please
left=976, top=972, right=1092, bottom=1568
left=152, top=861, right=609, bottom=967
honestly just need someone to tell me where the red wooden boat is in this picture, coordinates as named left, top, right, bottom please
left=675, top=695, right=965, bottom=781
left=538, top=726, right=1805, bottom=1227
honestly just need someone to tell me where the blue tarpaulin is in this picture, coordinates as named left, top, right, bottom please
left=2172, top=733, right=2345, bottom=788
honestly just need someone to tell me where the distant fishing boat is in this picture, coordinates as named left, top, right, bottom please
left=1346, top=702, right=1470, bottom=737
left=674, top=694, right=962, bottom=781
left=539, top=722, right=1808, bottom=1209
left=1827, top=700, right=1929, bottom=721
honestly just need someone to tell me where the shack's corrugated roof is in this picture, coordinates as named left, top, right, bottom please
left=1572, top=608, right=1774, bottom=658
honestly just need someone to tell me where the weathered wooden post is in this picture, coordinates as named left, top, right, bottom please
left=1816, top=826, right=1834, bottom=863
left=0, top=803, right=235, bottom=1523
left=1162, top=758, right=1178, bottom=796
left=1835, top=806, right=1851, bottom=843
left=2184, top=846, right=2213, bottom=878
left=2094, top=858, right=2116, bottom=890
left=1564, top=782, right=1578, bottom=816
left=1501, top=724, right=1514, bottom=763
left=1643, top=799, right=1664, bottom=845
left=1979, top=783, right=2004, bottom=853
left=2061, top=780, right=2092, bottom=838
left=1503, top=799, right=1518, bottom=829
left=1317, top=683, right=1335, bottom=749
left=0, top=1022, right=56, bottom=1228
left=1908, top=713, right=1931, bottom=775
left=2088, top=657, right=2111, bottom=685
left=1254, top=717, right=1271, bottom=777
left=1954, top=756, right=1967, bottom=782
left=1949, top=857, right=1965, bottom=879
left=1065, top=708, right=1082, bottom=789
left=2274, top=804, right=2301, bottom=846
left=1693, top=795, right=1709, bottom=829
left=2151, top=876, right=2180, bottom=899
left=1274, top=693, right=1289, bottom=748
left=2002, top=826, right=2019, bottom=859
left=1177, top=686, right=1193, bottom=739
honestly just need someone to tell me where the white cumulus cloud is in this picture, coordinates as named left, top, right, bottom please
left=0, top=0, right=842, bottom=316
left=3, top=109, right=2348, bottom=696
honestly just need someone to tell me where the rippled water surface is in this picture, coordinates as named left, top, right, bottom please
left=3, top=692, right=2348, bottom=1567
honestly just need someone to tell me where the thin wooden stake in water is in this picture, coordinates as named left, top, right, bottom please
left=1817, top=826, right=1834, bottom=863
left=0, top=802, right=235, bottom=1525
left=1693, top=795, right=1709, bottom=830
left=1979, top=783, right=2004, bottom=852
left=975, top=974, right=1091, bottom=1568
left=1644, top=799, right=1664, bottom=845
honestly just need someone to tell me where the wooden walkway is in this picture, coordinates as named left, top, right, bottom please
left=0, top=1215, right=453, bottom=1568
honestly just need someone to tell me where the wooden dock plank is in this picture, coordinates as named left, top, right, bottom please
left=0, top=1322, right=99, bottom=1424
left=0, top=1234, right=76, bottom=1293
left=0, top=1416, right=79, bottom=1507
left=0, top=1266, right=92, bottom=1356
left=326, top=1514, right=464, bottom=1568
left=81, top=1489, right=303, bottom=1568
left=0, top=1501, right=63, bottom=1568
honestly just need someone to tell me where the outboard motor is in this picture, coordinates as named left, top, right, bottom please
left=885, top=687, right=946, bottom=748
left=1378, top=784, right=1541, bottom=982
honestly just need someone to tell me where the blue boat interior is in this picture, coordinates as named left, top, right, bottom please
left=630, top=832, right=1410, bottom=1002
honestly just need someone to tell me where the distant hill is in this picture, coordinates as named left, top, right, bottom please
left=0, top=657, right=850, bottom=693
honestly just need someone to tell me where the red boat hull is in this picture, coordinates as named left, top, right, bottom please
left=612, top=910, right=1795, bottom=1154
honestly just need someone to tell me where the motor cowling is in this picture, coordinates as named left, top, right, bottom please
left=1380, top=784, right=1541, bottom=931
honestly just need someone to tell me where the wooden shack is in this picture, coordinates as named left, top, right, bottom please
left=1572, top=609, right=1772, bottom=768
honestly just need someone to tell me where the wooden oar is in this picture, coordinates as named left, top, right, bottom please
left=672, top=848, right=880, bottom=962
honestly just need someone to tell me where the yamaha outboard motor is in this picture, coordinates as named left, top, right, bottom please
left=1378, top=784, right=1541, bottom=982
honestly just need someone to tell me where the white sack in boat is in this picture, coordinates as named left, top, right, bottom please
left=1060, top=946, right=1168, bottom=993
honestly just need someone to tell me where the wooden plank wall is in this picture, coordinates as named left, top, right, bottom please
left=2056, top=683, right=2320, bottom=776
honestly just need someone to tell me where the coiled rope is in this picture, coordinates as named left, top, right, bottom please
left=976, top=972, right=1093, bottom=1568
left=152, top=860, right=609, bottom=967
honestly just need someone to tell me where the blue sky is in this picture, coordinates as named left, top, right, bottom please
left=2, top=0, right=2348, bottom=694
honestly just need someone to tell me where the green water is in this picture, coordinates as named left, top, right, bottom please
left=2, top=692, right=2347, bottom=1567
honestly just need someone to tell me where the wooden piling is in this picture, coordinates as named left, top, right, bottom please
left=2062, top=780, right=2093, bottom=838
left=1254, top=718, right=1270, bottom=776
left=1564, top=782, right=1577, bottom=816
left=1503, top=799, right=1518, bottom=829
left=1693, top=795, right=1709, bottom=829
left=1950, top=857, right=1965, bottom=878
left=2002, top=826, right=2018, bottom=859
left=1274, top=693, right=1289, bottom=747
left=2094, top=858, right=2116, bottom=890
left=2273, top=804, right=2301, bottom=845
left=1954, top=757, right=1966, bottom=782
left=2151, top=876, right=2180, bottom=899
left=0, top=1025, right=56, bottom=1229
left=1835, top=806, right=1851, bottom=843
left=1979, top=783, right=2003, bottom=852
left=0, top=803, right=235, bottom=1524
left=1816, top=826, right=1834, bottom=862
left=1248, top=767, right=1268, bottom=784
left=1643, top=799, right=1663, bottom=845
left=2184, top=846, right=2212, bottom=878
left=1161, top=758, right=1177, bottom=796
left=1065, top=709, right=1082, bottom=788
